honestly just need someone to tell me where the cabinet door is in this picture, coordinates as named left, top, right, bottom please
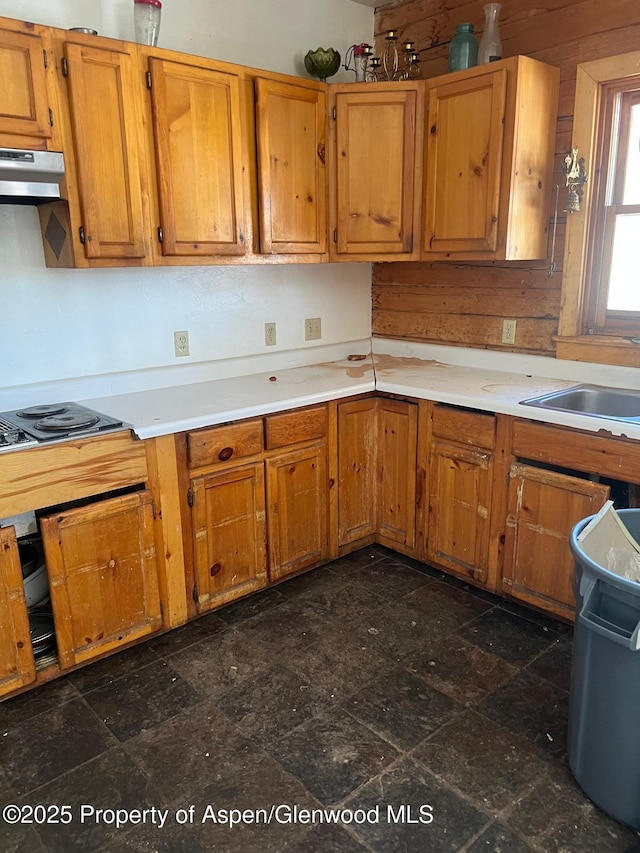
left=503, top=464, right=610, bottom=619
left=423, top=67, right=507, bottom=256
left=266, top=444, right=329, bottom=581
left=0, top=26, right=51, bottom=144
left=338, top=398, right=377, bottom=547
left=190, top=463, right=267, bottom=612
left=378, top=399, right=418, bottom=549
left=40, top=491, right=161, bottom=669
left=427, top=439, right=493, bottom=583
left=331, top=84, right=420, bottom=258
left=64, top=42, right=147, bottom=260
left=255, top=77, right=327, bottom=254
left=0, top=527, right=36, bottom=697
left=148, top=57, right=246, bottom=257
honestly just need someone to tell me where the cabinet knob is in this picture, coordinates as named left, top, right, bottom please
left=218, top=447, right=234, bottom=461
left=317, top=142, right=326, bottom=164
left=108, top=558, right=116, bottom=570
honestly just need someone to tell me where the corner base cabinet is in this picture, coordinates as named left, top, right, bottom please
left=337, top=397, right=419, bottom=555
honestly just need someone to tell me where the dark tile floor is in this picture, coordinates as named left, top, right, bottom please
left=2, top=546, right=639, bottom=853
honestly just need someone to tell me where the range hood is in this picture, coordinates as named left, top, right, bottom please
left=0, top=148, right=65, bottom=204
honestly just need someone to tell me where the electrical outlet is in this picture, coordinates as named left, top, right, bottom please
left=265, top=322, right=276, bottom=346
left=502, top=319, right=517, bottom=345
left=305, top=317, right=322, bottom=341
left=174, top=330, right=190, bottom=357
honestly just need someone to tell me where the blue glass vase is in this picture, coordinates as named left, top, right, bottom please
left=448, top=23, right=478, bottom=72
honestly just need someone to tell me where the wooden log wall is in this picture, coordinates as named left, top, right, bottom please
left=371, top=0, right=640, bottom=354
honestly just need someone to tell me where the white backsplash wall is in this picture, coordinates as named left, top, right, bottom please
left=0, top=0, right=373, bottom=390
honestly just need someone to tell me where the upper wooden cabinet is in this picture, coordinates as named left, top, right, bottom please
left=147, top=56, right=247, bottom=258
left=422, top=56, right=559, bottom=261
left=329, top=82, right=423, bottom=261
left=0, top=19, right=55, bottom=149
left=1, top=8, right=560, bottom=268
left=61, top=38, right=148, bottom=263
left=37, top=30, right=150, bottom=267
left=255, top=77, right=327, bottom=255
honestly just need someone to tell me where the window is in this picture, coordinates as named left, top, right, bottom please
left=586, top=82, right=640, bottom=334
left=558, top=51, right=640, bottom=365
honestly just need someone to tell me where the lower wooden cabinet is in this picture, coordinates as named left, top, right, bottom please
left=337, top=396, right=418, bottom=554
left=377, top=399, right=418, bottom=550
left=186, top=404, right=331, bottom=601
left=190, top=462, right=267, bottom=613
left=337, top=397, right=377, bottom=548
left=0, top=432, right=163, bottom=700
left=0, top=526, right=36, bottom=698
left=502, top=463, right=610, bottom=620
left=266, top=443, right=329, bottom=581
left=426, top=405, right=497, bottom=585
left=40, top=490, right=162, bottom=669
left=6, top=393, right=640, bottom=705
left=428, top=440, right=493, bottom=583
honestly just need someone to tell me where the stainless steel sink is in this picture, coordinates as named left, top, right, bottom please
left=520, top=384, right=640, bottom=422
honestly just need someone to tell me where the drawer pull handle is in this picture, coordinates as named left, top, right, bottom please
left=218, top=447, right=234, bottom=461
left=210, top=562, right=222, bottom=577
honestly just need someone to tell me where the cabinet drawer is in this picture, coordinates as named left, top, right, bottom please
left=432, top=405, right=495, bottom=450
left=265, top=405, right=327, bottom=450
left=513, top=419, right=640, bottom=482
left=187, top=420, right=263, bottom=469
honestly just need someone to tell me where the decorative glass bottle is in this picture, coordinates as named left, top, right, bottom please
left=448, top=23, right=478, bottom=73
left=133, top=0, right=162, bottom=46
left=478, top=3, right=502, bottom=64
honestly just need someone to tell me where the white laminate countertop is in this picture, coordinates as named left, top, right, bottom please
left=82, top=356, right=376, bottom=439
left=75, top=343, right=640, bottom=443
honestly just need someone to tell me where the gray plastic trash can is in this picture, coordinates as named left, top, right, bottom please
left=569, top=508, right=640, bottom=832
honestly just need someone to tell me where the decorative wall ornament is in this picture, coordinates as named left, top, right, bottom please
left=562, top=148, right=589, bottom=213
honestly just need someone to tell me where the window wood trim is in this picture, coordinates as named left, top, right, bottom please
left=558, top=50, right=640, bottom=364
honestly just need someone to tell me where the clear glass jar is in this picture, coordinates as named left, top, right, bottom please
left=448, top=23, right=478, bottom=72
left=478, top=3, right=502, bottom=64
left=133, top=0, right=162, bottom=46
